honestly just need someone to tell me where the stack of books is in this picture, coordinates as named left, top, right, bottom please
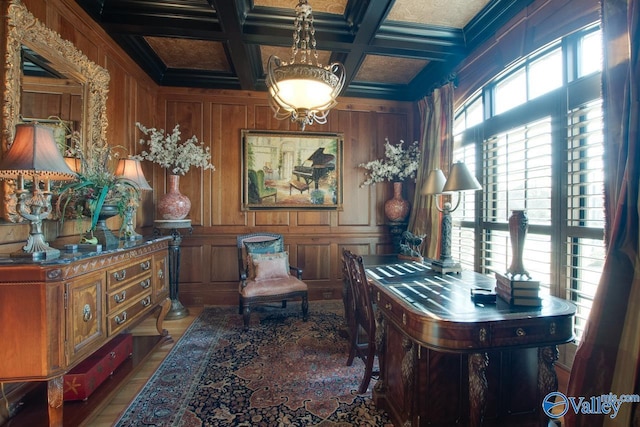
left=495, top=273, right=542, bottom=306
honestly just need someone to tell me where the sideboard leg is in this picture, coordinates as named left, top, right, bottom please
left=469, top=352, right=489, bottom=427
left=156, top=297, right=172, bottom=339
left=47, top=376, right=63, bottom=427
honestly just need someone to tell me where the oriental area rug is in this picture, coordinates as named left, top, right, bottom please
left=115, top=301, right=393, bottom=426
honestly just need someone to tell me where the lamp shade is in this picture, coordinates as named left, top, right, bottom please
left=64, top=156, right=82, bottom=173
left=442, top=162, right=482, bottom=193
left=421, top=169, right=447, bottom=195
left=0, top=123, right=76, bottom=180
left=114, top=158, right=152, bottom=191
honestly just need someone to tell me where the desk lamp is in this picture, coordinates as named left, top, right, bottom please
left=114, top=158, right=152, bottom=240
left=0, top=123, right=76, bottom=259
left=422, top=162, right=481, bottom=273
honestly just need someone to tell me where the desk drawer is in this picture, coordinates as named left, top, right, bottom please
left=107, top=291, right=153, bottom=335
left=107, top=257, right=152, bottom=290
left=491, top=319, right=554, bottom=347
left=106, top=275, right=152, bottom=312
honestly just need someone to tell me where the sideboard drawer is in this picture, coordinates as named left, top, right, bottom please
left=106, top=275, right=152, bottom=312
left=107, top=291, right=153, bottom=336
left=107, top=257, right=152, bottom=290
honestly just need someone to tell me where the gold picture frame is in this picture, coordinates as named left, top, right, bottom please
left=241, top=130, right=343, bottom=211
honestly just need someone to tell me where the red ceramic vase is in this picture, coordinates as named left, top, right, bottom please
left=157, top=174, right=191, bottom=220
left=384, top=181, right=410, bottom=222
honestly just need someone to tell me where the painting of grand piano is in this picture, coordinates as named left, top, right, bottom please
left=241, top=130, right=343, bottom=210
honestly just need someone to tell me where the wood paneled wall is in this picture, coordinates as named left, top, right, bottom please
left=148, top=89, right=417, bottom=305
left=0, top=0, right=418, bottom=306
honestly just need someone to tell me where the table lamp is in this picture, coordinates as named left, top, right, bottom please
left=422, top=162, right=481, bottom=273
left=0, top=123, right=76, bottom=259
left=114, top=158, right=152, bottom=240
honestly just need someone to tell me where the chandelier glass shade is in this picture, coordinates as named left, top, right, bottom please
left=266, top=0, right=345, bottom=130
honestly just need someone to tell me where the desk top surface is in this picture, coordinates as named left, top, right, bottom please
left=362, top=255, right=576, bottom=323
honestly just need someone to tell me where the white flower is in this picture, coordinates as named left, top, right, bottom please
left=359, top=138, right=420, bottom=186
left=134, top=123, right=215, bottom=176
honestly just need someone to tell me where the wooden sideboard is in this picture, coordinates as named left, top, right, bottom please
left=362, top=255, right=576, bottom=427
left=0, top=236, right=172, bottom=427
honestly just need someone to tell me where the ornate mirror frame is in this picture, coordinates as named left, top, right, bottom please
left=0, top=0, right=109, bottom=221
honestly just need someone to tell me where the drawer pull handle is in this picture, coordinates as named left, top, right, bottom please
left=113, top=270, right=127, bottom=281
left=82, top=304, right=92, bottom=322
left=141, top=296, right=152, bottom=307
left=114, top=291, right=126, bottom=303
left=158, top=269, right=164, bottom=280
left=385, top=303, right=392, bottom=310
left=140, top=260, right=151, bottom=270
left=115, top=312, right=128, bottom=325
left=516, top=327, right=526, bottom=337
left=139, top=278, right=151, bottom=289
left=109, top=351, right=116, bottom=359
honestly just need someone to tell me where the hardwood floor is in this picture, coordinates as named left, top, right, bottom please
left=89, top=305, right=202, bottom=426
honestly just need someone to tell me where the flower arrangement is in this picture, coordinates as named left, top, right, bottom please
left=359, top=138, right=420, bottom=186
left=134, top=123, right=215, bottom=175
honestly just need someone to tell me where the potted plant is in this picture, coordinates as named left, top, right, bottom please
left=56, top=139, right=140, bottom=245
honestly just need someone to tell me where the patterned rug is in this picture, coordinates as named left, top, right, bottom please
left=115, top=300, right=393, bottom=426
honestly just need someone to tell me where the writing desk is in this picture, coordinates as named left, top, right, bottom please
left=362, top=255, right=575, bottom=427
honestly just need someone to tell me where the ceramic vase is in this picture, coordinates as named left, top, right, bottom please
left=157, top=174, right=191, bottom=220
left=384, top=181, right=410, bottom=222
left=507, top=210, right=529, bottom=277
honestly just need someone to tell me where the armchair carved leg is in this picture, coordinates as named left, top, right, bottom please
left=302, top=295, right=309, bottom=321
left=243, top=305, right=251, bottom=331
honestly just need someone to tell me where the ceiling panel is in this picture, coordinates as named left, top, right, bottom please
left=75, top=0, right=534, bottom=100
left=386, top=0, right=492, bottom=28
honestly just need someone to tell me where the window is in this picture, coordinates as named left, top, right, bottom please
left=452, top=26, right=603, bottom=365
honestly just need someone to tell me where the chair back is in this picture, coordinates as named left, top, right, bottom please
left=343, top=250, right=375, bottom=335
left=237, top=233, right=284, bottom=277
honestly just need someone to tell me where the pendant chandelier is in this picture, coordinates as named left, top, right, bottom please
left=266, top=0, right=346, bottom=130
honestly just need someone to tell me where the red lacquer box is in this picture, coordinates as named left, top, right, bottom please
left=63, top=333, right=133, bottom=401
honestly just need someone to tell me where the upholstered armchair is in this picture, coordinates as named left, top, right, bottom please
left=248, top=169, right=277, bottom=203
left=237, top=233, right=309, bottom=330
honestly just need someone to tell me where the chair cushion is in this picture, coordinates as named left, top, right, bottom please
left=246, top=251, right=289, bottom=280
left=251, top=252, right=290, bottom=281
left=244, top=237, right=284, bottom=255
left=239, top=275, right=308, bottom=298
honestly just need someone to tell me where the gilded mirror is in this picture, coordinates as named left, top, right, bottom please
left=1, top=0, right=109, bottom=221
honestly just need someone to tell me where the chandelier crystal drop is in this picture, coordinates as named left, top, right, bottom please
left=266, top=0, right=345, bottom=130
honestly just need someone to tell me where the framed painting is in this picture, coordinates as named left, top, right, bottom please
left=241, top=130, right=343, bottom=210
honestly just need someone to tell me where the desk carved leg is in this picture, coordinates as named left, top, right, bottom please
left=538, top=345, right=559, bottom=426
left=47, top=376, right=63, bottom=427
left=469, top=352, right=488, bottom=427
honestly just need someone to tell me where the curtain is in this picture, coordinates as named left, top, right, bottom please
left=566, top=0, right=639, bottom=425
left=408, top=82, right=455, bottom=260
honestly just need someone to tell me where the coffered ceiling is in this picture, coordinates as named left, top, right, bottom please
left=74, top=0, right=533, bottom=101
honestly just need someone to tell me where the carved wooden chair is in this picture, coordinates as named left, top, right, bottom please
left=237, top=233, right=309, bottom=330
left=342, top=249, right=377, bottom=393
